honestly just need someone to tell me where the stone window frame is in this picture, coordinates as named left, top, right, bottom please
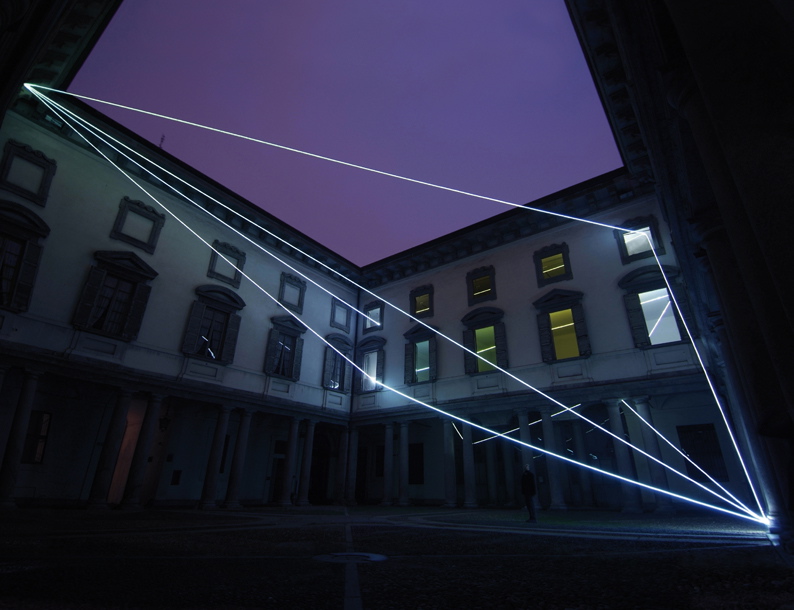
left=181, top=284, right=246, bottom=364
left=403, top=324, right=439, bottom=385
left=466, top=265, right=496, bottom=306
left=618, top=265, right=691, bottom=349
left=0, top=200, right=50, bottom=313
left=357, top=335, right=386, bottom=393
left=532, top=289, right=591, bottom=363
left=534, top=242, right=573, bottom=287
left=0, top=140, right=57, bottom=206
left=72, top=250, right=159, bottom=342
left=207, top=240, right=246, bottom=289
left=362, top=300, right=384, bottom=334
left=613, top=215, right=666, bottom=265
left=109, top=197, right=166, bottom=254
left=409, top=284, right=434, bottom=319
left=461, top=307, right=508, bottom=375
left=278, top=272, right=306, bottom=314
left=322, top=333, right=354, bottom=393
left=330, top=298, right=352, bottom=333
left=21, top=410, right=52, bottom=464
left=263, top=315, right=307, bottom=381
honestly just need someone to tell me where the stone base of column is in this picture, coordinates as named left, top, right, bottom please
left=398, top=499, right=409, bottom=507
left=223, top=501, right=242, bottom=510
left=443, top=501, right=456, bottom=508
left=621, top=504, right=643, bottom=514
left=296, top=500, right=312, bottom=507
left=86, top=499, right=111, bottom=510
left=380, top=500, right=392, bottom=506
left=548, top=502, right=568, bottom=511
left=198, top=500, right=218, bottom=510
left=653, top=501, right=676, bottom=513
left=463, top=501, right=477, bottom=508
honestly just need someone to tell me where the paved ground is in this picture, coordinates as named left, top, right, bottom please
left=0, top=505, right=792, bottom=609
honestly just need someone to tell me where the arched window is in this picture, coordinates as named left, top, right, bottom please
left=0, top=200, right=49, bottom=313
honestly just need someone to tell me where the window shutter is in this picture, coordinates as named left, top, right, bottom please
left=121, top=282, right=151, bottom=341
left=343, top=354, right=353, bottom=394
left=220, top=312, right=241, bottom=364
left=537, top=313, right=554, bottom=363
left=323, top=347, right=335, bottom=389
left=10, top=241, right=42, bottom=312
left=181, top=301, right=206, bottom=355
left=572, top=304, right=591, bottom=357
left=263, top=328, right=281, bottom=374
left=463, top=328, right=477, bottom=374
left=494, top=322, right=509, bottom=368
left=291, top=336, right=304, bottom=380
left=72, top=267, right=106, bottom=329
left=428, top=335, right=438, bottom=382
left=623, top=293, right=650, bottom=349
left=404, top=342, right=415, bottom=384
left=375, top=349, right=385, bottom=391
left=670, top=287, right=697, bottom=339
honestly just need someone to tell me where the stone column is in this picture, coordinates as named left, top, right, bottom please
left=88, top=389, right=133, bottom=508
left=398, top=421, right=410, bottom=506
left=632, top=397, right=673, bottom=512
left=485, top=437, right=498, bottom=506
left=442, top=419, right=456, bottom=507
left=0, top=370, right=41, bottom=508
left=571, top=420, right=594, bottom=507
left=224, top=408, right=253, bottom=509
left=345, top=426, right=359, bottom=505
left=297, top=419, right=317, bottom=506
left=279, top=417, right=300, bottom=506
left=381, top=422, right=394, bottom=506
left=334, top=426, right=349, bottom=504
left=199, top=405, right=232, bottom=509
left=122, top=394, right=165, bottom=509
left=516, top=409, right=535, bottom=473
left=461, top=422, right=477, bottom=508
left=541, top=410, right=567, bottom=510
left=605, top=400, right=642, bottom=513
left=501, top=437, right=516, bottom=507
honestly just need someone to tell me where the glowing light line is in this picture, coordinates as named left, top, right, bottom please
left=473, top=404, right=582, bottom=445
left=451, top=422, right=464, bottom=440
left=647, top=300, right=671, bottom=338
left=32, top=87, right=766, bottom=522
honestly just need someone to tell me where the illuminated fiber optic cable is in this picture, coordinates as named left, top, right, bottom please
left=31, top=87, right=767, bottom=523
left=473, top=404, right=582, bottom=444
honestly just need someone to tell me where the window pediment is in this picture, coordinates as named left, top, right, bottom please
left=94, top=250, right=158, bottom=281
left=533, top=289, right=583, bottom=313
left=0, top=200, right=50, bottom=237
left=404, top=324, right=438, bottom=341
left=461, top=306, right=504, bottom=329
left=271, top=315, right=307, bottom=335
left=618, top=265, right=679, bottom=291
left=195, top=284, right=245, bottom=310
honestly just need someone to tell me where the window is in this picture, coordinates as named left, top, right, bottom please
left=0, top=140, right=57, bottom=206
left=22, top=411, right=51, bottom=464
left=614, top=216, right=666, bottom=264
left=533, top=290, right=591, bottom=363
left=462, top=307, right=508, bottom=374
left=330, top=299, right=351, bottom=333
left=264, top=316, right=307, bottom=380
left=467, top=266, right=496, bottom=306
left=278, top=273, right=306, bottom=314
left=404, top=324, right=438, bottom=384
left=0, top=200, right=49, bottom=312
left=410, top=285, right=434, bottom=318
left=181, top=284, right=246, bottom=364
left=207, top=240, right=245, bottom=288
left=110, top=197, right=166, bottom=254
left=677, top=424, right=729, bottom=482
left=619, top=266, right=689, bottom=349
left=534, top=243, right=573, bottom=287
left=323, top=334, right=353, bottom=392
left=362, top=300, right=384, bottom=334
left=73, top=251, right=158, bottom=341
left=357, top=336, right=386, bottom=392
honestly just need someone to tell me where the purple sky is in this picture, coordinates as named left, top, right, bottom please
left=68, top=0, right=621, bottom=266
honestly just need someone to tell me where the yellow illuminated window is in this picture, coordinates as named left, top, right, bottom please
left=541, top=253, right=566, bottom=279
left=414, top=293, right=430, bottom=314
left=475, top=326, right=497, bottom=372
left=472, top=276, right=491, bottom=297
left=550, top=309, right=579, bottom=360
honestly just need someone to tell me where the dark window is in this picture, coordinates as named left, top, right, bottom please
left=409, top=443, right=424, bottom=484
left=73, top=251, right=158, bottom=342
left=462, top=307, right=508, bottom=374
left=613, top=216, right=666, bottom=264
left=534, top=243, right=573, bottom=287
left=207, top=240, right=245, bottom=288
left=404, top=324, right=438, bottom=384
left=467, top=266, right=496, bottom=306
left=264, top=316, right=307, bottom=381
left=677, top=424, right=729, bottom=482
left=533, top=289, right=591, bottom=363
left=357, top=335, right=386, bottom=392
left=323, top=334, right=353, bottom=393
left=362, top=300, right=384, bottom=334
left=0, top=140, right=57, bottom=206
left=181, top=285, right=246, bottom=364
left=410, top=285, right=434, bottom=318
left=0, top=201, right=49, bottom=313
left=330, top=299, right=351, bottom=333
left=21, top=411, right=51, bottom=464
left=278, top=273, right=306, bottom=314
left=110, top=197, right=165, bottom=254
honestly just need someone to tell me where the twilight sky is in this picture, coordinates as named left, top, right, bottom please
left=69, top=0, right=621, bottom=266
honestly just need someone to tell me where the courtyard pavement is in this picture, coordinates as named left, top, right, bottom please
left=1, top=505, right=791, bottom=609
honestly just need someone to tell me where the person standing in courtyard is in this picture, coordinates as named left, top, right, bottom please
left=522, top=464, right=537, bottom=523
